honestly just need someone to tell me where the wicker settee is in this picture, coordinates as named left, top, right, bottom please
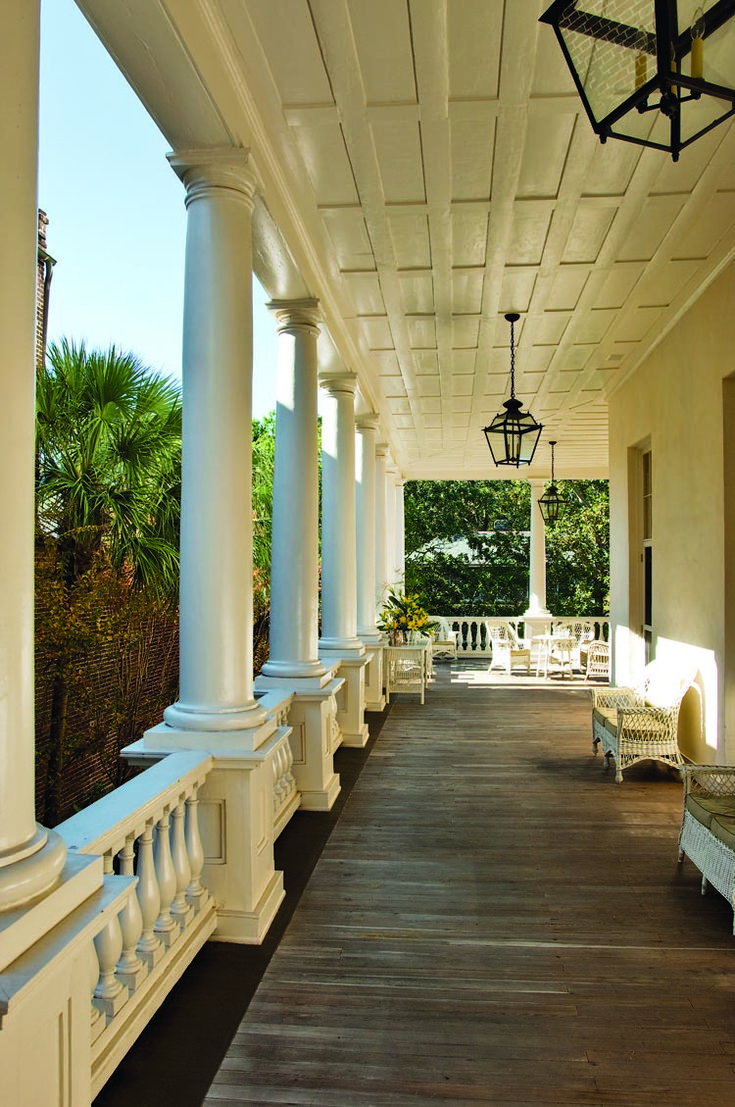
left=591, top=659, right=693, bottom=783
left=678, top=765, right=735, bottom=931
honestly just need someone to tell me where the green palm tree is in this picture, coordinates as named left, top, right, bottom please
left=36, top=338, right=182, bottom=595
left=36, top=339, right=182, bottom=822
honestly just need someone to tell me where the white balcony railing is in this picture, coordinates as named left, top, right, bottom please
left=57, top=750, right=216, bottom=1097
left=45, top=690, right=301, bottom=1100
left=432, top=615, right=611, bottom=659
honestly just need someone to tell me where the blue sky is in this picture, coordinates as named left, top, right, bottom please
left=38, top=0, right=278, bottom=419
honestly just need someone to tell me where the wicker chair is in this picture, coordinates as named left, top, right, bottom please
left=584, top=641, right=610, bottom=682
left=678, top=765, right=735, bottom=931
left=591, top=659, right=693, bottom=783
left=488, top=622, right=531, bottom=675
left=429, top=617, right=458, bottom=661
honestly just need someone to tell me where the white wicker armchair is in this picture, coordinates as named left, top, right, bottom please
left=488, top=622, right=531, bottom=675
left=678, top=765, right=735, bottom=931
left=591, top=659, right=693, bottom=783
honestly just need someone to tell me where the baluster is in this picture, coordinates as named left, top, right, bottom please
left=86, top=938, right=105, bottom=1042
left=185, top=785, right=207, bottom=911
left=136, top=821, right=163, bottom=967
left=93, top=914, right=127, bottom=1020
left=116, top=833, right=146, bottom=989
left=170, top=797, right=193, bottom=930
left=153, top=808, right=178, bottom=946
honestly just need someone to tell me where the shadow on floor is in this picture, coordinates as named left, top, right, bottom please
left=93, top=708, right=389, bottom=1107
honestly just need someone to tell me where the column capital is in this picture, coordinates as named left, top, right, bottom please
left=356, top=412, right=380, bottom=434
left=375, top=442, right=390, bottom=459
left=267, top=298, right=321, bottom=334
left=167, top=147, right=262, bottom=208
left=318, top=370, right=357, bottom=398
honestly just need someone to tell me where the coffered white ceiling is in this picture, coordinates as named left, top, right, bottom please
left=77, top=0, right=735, bottom=480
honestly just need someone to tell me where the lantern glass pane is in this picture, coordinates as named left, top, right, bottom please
left=556, top=1, right=656, bottom=124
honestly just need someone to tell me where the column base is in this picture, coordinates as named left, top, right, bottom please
left=211, top=869, right=284, bottom=944
left=162, top=698, right=267, bottom=734
left=0, top=826, right=68, bottom=919
left=143, top=716, right=276, bottom=754
left=362, top=646, right=386, bottom=712
left=256, top=677, right=344, bottom=811
left=320, top=650, right=370, bottom=747
left=0, top=849, right=101, bottom=973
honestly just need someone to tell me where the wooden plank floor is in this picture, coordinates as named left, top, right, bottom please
left=205, top=662, right=735, bottom=1107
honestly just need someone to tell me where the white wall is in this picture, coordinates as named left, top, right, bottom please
left=609, top=258, right=735, bottom=760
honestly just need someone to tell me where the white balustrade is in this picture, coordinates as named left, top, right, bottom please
left=433, top=614, right=610, bottom=662
left=57, top=751, right=216, bottom=1095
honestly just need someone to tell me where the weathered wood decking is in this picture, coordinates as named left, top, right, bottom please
left=205, top=662, right=735, bottom=1106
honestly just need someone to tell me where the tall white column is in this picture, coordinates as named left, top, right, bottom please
left=256, top=301, right=342, bottom=807
left=0, top=0, right=65, bottom=911
left=260, top=299, right=326, bottom=680
left=390, top=472, right=405, bottom=589
left=374, top=443, right=389, bottom=607
left=162, top=149, right=266, bottom=735
left=356, top=415, right=385, bottom=712
left=319, top=372, right=369, bottom=747
left=526, top=479, right=550, bottom=617
left=356, top=415, right=381, bottom=641
left=319, top=372, right=363, bottom=653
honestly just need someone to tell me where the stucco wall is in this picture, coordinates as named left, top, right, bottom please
left=608, top=259, right=735, bottom=760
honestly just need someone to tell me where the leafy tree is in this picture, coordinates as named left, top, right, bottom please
left=404, top=478, right=609, bottom=617
left=546, top=480, right=610, bottom=614
left=37, top=339, right=182, bottom=595
left=36, top=340, right=182, bottom=822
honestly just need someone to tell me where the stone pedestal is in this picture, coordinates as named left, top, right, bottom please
left=255, top=674, right=343, bottom=810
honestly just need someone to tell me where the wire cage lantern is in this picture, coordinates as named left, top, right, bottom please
left=539, top=1, right=735, bottom=161
left=483, top=314, right=543, bottom=468
left=538, top=441, right=566, bottom=527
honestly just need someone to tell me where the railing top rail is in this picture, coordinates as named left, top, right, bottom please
left=57, top=750, right=213, bottom=857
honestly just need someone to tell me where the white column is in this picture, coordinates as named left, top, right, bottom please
left=319, top=371, right=363, bottom=653
left=356, top=415, right=381, bottom=641
left=260, top=299, right=326, bottom=680
left=0, top=0, right=65, bottom=911
left=374, top=442, right=389, bottom=607
left=356, top=415, right=385, bottom=712
left=162, top=149, right=266, bottom=735
left=526, top=479, right=550, bottom=617
left=388, top=471, right=405, bottom=589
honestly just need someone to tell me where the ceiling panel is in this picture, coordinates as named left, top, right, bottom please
left=389, top=211, right=432, bottom=268
left=450, top=119, right=495, bottom=201
left=292, top=125, right=358, bottom=206
left=371, top=122, right=426, bottom=203
left=347, top=0, right=415, bottom=103
left=447, top=0, right=502, bottom=100
left=517, top=114, right=576, bottom=199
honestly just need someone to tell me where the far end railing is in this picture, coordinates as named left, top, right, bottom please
left=432, top=615, right=610, bottom=658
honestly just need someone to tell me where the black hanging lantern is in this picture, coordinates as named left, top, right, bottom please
left=483, top=313, right=543, bottom=468
left=539, top=1, right=735, bottom=161
left=538, top=441, right=566, bottom=527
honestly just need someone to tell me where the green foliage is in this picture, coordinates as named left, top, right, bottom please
left=546, top=480, right=610, bottom=615
left=404, top=478, right=609, bottom=617
left=37, top=339, right=182, bottom=597
left=252, top=412, right=276, bottom=586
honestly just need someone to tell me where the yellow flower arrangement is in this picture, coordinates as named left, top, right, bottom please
left=377, top=590, right=433, bottom=643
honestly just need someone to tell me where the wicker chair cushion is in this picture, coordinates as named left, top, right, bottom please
left=685, top=793, right=735, bottom=829
left=593, top=707, right=618, bottom=736
left=710, top=814, right=735, bottom=851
